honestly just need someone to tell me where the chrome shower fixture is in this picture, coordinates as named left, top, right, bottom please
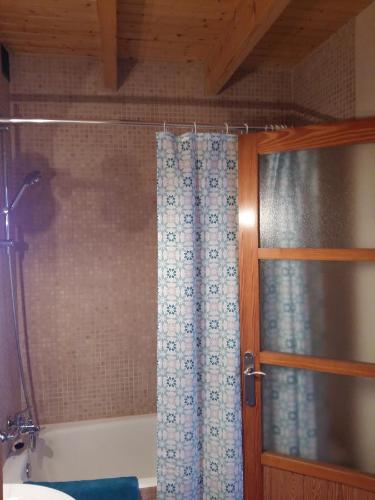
left=4, top=170, right=42, bottom=213
left=23, top=170, right=42, bottom=186
left=0, top=130, right=40, bottom=448
left=0, top=410, right=40, bottom=450
left=0, top=170, right=41, bottom=246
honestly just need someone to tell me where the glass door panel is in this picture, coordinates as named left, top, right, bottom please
left=262, top=365, right=375, bottom=475
left=259, top=143, right=375, bottom=248
left=260, top=260, right=375, bottom=364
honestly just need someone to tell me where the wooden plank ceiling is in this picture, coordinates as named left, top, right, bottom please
left=242, top=0, right=374, bottom=69
left=0, top=0, right=373, bottom=93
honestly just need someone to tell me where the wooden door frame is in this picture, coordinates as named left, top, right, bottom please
left=238, top=117, right=375, bottom=500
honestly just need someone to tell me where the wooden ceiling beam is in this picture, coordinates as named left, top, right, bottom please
left=96, top=0, right=117, bottom=90
left=205, top=0, right=292, bottom=95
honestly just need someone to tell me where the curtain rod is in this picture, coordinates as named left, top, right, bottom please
left=0, top=117, right=287, bottom=132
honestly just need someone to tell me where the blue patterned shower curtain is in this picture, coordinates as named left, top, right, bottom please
left=156, top=132, right=243, bottom=499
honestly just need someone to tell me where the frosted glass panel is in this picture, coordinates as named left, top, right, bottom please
left=260, top=260, right=375, bottom=364
left=262, top=365, right=375, bottom=475
left=259, top=143, right=375, bottom=248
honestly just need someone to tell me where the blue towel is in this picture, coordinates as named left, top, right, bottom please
left=26, top=476, right=141, bottom=500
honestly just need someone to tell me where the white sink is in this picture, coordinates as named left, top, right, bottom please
left=4, top=483, right=74, bottom=500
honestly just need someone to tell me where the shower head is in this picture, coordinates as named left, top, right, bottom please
left=23, top=170, right=42, bottom=187
left=8, top=171, right=42, bottom=212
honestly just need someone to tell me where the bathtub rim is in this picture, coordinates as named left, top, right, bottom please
left=3, top=413, right=157, bottom=490
left=36, top=412, right=157, bottom=432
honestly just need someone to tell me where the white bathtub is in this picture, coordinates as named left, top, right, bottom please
left=3, top=414, right=157, bottom=495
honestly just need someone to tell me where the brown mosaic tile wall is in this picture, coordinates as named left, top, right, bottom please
left=0, top=70, right=21, bottom=465
left=9, top=55, right=293, bottom=424
left=0, top=68, right=9, bottom=116
left=292, top=20, right=356, bottom=122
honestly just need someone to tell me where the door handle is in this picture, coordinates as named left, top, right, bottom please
left=244, top=352, right=266, bottom=407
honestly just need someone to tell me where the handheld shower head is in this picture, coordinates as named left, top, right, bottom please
left=23, top=171, right=41, bottom=186
left=7, top=171, right=42, bottom=212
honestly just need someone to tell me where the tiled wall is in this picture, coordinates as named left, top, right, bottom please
left=0, top=66, right=9, bottom=116
left=292, top=20, right=356, bottom=122
left=0, top=68, right=21, bottom=465
left=9, top=56, right=294, bottom=424
left=355, top=1, right=375, bottom=118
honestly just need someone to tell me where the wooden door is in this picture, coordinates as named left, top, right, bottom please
left=239, top=117, right=375, bottom=500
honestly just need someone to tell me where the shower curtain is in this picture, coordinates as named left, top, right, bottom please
left=156, top=132, right=243, bottom=499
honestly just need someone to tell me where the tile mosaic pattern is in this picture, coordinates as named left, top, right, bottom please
left=0, top=68, right=9, bottom=117
left=293, top=20, right=356, bottom=122
left=8, top=55, right=293, bottom=425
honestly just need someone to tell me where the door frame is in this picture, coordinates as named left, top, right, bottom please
left=238, top=117, right=375, bottom=500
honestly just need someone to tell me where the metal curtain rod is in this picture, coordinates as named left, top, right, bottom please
left=0, top=117, right=287, bottom=132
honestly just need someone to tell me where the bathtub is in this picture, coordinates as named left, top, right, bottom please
left=3, top=413, right=157, bottom=499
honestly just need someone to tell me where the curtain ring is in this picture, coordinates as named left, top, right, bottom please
left=224, top=123, right=229, bottom=134
left=244, top=123, right=249, bottom=134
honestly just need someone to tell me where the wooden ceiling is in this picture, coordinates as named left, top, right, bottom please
left=242, top=0, right=374, bottom=69
left=0, top=0, right=373, bottom=93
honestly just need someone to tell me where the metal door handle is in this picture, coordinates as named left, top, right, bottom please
left=244, top=352, right=266, bottom=407
left=244, top=368, right=266, bottom=377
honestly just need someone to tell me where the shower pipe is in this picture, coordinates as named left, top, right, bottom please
left=0, top=117, right=287, bottom=131
left=0, top=128, right=39, bottom=433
